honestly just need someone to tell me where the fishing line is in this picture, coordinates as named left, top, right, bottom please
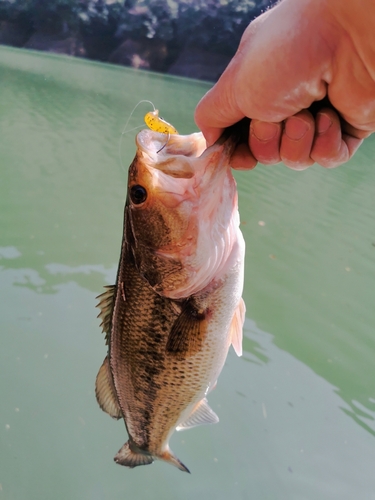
left=119, top=99, right=179, bottom=170
left=118, top=99, right=156, bottom=172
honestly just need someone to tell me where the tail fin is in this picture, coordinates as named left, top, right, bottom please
left=114, top=441, right=153, bottom=468
left=159, top=447, right=190, bottom=474
left=114, top=441, right=190, bottom=473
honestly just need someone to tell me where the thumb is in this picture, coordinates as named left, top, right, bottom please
left=194, top=63, right=245, bottom=146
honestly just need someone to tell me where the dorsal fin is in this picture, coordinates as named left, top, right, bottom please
left=230, top=297, right=246, bottom=357
left=95, top=356, right=122, bottom=420
left=176, top=398, right=219, bottom=431
left=96, top=285, right=116, bottom=344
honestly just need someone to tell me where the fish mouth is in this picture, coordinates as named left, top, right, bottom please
left=135, top=119, right=250, bottom=180
left=136, top=129, right=207, bottom=161
left=135, top=128, right=239, bottom=184
left=135, top=129, right=207, bottom=180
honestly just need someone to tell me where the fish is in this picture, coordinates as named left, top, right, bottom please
left=95, top=124, right=246, bottom=473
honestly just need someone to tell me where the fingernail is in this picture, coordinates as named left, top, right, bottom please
left=316, top=113, right=332, bottom=134
left=285, top=117, right=310, bottom=140
left=252, top=121, right=278, bottom=141
left=204, top=130, right=220, bottom=147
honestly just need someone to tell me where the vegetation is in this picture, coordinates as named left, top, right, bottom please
left=0, top=0, right=275, bottom=78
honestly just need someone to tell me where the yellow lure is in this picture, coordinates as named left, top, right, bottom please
left=144, top=110, right=178, bottom=135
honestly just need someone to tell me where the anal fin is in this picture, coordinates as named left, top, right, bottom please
left=231, top=297, right=246, bottom=357
left=95, top=356, right=122, bottom=420
left=176, top=398, right=219, bottom=431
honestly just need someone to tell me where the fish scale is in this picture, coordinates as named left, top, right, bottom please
left=95, top=127, right=246, bottom=473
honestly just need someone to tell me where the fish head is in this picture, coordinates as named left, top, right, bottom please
left=126, top=129, right=242, bottom=299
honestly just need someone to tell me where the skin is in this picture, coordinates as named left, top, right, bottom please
left=195, top=0, right=375, bottom=170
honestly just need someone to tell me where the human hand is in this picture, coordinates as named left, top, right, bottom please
left=195, top=0, right=375, bottom=170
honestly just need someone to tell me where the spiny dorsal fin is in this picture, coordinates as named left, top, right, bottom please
left=176, top=398, right=219, bottom=431
left=166, top=299, right=206, bottom=358
left=231, top=297, right=246, bottom=357
left=96, top=285, right=115, bottom=344
left=95, top=356, right=122, bottom=420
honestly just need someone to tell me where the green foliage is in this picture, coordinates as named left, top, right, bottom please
left=0, top=0, right=31, bottom=30
left=115, top=0, right=266, bottom=51
left=0, top=0, right=81, bottom=30
left=116, top=0, right=178, bottom=41
left=176, top=0, right=262, bottom=55
left=0, top=0, right=124, bottom=33
left=0, top=0, right=271, bottom=40
left=79, top=1, right=123, bottom=37
left=0, top=0, right=275, bottom=66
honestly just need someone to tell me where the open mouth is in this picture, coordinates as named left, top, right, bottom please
left=136, top=129, right=207, bottom=159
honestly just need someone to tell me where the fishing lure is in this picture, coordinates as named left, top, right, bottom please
left=120, top=101, right=178, bottom=168
left=144, top=109, right=178, bottom=135
left=144, top=108, right=178, bottom=153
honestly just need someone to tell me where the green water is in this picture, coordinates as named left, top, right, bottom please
left=1, top=47, right=375, bottom=500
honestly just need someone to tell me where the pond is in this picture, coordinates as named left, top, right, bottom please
left=1, top=46, right=375, bottom=500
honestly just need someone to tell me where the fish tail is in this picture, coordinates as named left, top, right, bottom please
left=114, top=441, right=153, bottom=468
left=159, top=447, right=190, bottom=474
left=114, top=442, right=190, bottom=473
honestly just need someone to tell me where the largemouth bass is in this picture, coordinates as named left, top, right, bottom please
left=96, top=126, right=246, bottom=473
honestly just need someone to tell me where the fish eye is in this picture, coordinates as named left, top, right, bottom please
left=130, top=185, right=147, bottom=205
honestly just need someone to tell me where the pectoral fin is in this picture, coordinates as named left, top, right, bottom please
left=230, top=297, right=246, bottom=357
left=95, top=356, right=122, bottom=420
left=166, top=299, right=207, bottom=357
left=176, top=398, right=219, bottom=431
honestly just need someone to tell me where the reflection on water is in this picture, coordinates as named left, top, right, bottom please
left=236, top=147, right=375, bottom=442
left=1, top=46, right=375, bottom=499
left=0, top=247, right=116, bottom=295
left=0, top=246, right=22, bottom=259
left=1, top=263, right=375, bottom=500
left=342, top=400, right=375, bottom=438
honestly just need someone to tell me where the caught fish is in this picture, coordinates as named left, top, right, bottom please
left=96, top=125, right=246, bottom=473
